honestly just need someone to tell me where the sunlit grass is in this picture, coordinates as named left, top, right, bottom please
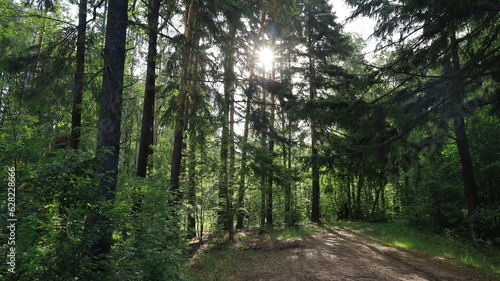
left=341, top=221, right=500, bottom=276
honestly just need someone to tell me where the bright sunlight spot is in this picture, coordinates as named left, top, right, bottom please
left=258, top=47, right=274, bottom=70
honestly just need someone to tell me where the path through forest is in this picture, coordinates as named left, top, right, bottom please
left=190, top=227, right=498, bottom=281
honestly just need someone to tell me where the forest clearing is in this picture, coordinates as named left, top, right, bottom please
left=187, top=225, right=500, bottom=281
left=1, top=0, right=499, bottom=279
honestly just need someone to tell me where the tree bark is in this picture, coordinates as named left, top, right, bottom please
left=70, top=0, right=87, bottom=149
left=91, top=0, right=128, bottom=266
left=170, top=0, right=198, bottom=204
left=449, top=33, right=480, bottom=225
left=137, top=0, right=160, bottom=177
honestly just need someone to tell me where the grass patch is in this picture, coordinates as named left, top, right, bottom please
left=346, top=221, right=500, bottom=276
left=261, top=226, right=316, bottom=239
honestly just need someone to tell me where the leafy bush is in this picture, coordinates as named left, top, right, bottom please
left=0, top=151, right=185, bottom=280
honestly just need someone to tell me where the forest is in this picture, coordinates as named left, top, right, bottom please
left=0, top=0, right=499, bottom=279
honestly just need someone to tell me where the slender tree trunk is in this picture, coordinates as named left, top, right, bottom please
left=228, top=52, right=236, bottom=238
left=29, top=17, right=47, bottom=89
left=355, top=172, right=364, bottom=219
left=309, top=40, right=320, bottom=223
left=371, top=184, right=382, bottom=217
left=187, top=132, right=197, bottom=238
left=235, top=86, right=252, bottom=229
left=266, top=62, right=276, bottom=226
left=91, top=0, right=128, bottom=266
left=283, top=50, right=293, bottom=226
left=283, top=114, right=291, bottom=225
left=260, top=86, right=267, bottom=228
left=235, top=63, right=254, bottom=229
left=347, top=176, right=352, bottom=218
left=170, top=0, right=198, bottom=204
left=70, top=0, right=87, bottom=149
left=218, top=23, right=236, bottom=238
left=137, top=0, right=160, bottom=177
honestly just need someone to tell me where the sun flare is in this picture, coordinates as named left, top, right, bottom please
left=258, top=47, right=274, bottom=70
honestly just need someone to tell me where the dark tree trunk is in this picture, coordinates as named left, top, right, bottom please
left=170, top=0, right=198, bottom=204
left=449, top=33, right=480, bottom=231
left=91, top=0, right=128, bottom=266
left=70, top=0, right=87, bottom=149
left=170, top=127, right=185, bottom=204
left=453, top=116, right=479, bottom=217
left=137, top=0, right=160, bottom=177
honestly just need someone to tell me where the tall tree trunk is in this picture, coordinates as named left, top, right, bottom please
left=235, top=53, right=255, bottom=229
left=228, top=47, right=236, bottom=237
left=91, top=0, right=128, bottom=267
left=236, top=81, right=253, bottom=229
left=309, top=40, right=320, bottom=223
left=260, top=86, right=267, bottom=228
left=266, top=61, right=275, bottom=226
left=449, top=33, right=480, bottom=233
left=137, top=0, right=160, bottom=177
left=70, top=0, right=88, bottom=149
left=282, top=50, right=293, bottom=226
left=283, top=114, right=293, bottom=225
left=283, top=114, right=290, bottom=225
left=218, top=23, right=236, bottom=238
left=170, top=0, right=198, bottom=205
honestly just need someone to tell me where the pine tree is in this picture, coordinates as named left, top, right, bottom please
left=70, top=0, right=87, bottom=149
left=170, top=0, right=199, bottom=205
left=297, top=0, right=351, bottom=223
left=137, top=0, right=162, bottom=177
left=346, top=0, right=499, bottom=233
left=91, top=0, right=128, bottom=266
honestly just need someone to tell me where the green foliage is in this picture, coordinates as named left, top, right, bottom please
left=112, top=176, right=186, bottom=281
left=1, top=150, right=103, bottom=280
left=0, top=151, right=186, bottom=280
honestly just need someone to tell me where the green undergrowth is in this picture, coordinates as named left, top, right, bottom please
left=257, top=225, right=317, bottom=239
left=332, top=221, right=500, bottom=277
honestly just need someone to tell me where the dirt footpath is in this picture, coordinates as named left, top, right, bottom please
left=229, top=227, right=499, bottom=281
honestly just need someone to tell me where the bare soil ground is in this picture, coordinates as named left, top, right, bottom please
left=191, top=227, right=499, bottom=281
